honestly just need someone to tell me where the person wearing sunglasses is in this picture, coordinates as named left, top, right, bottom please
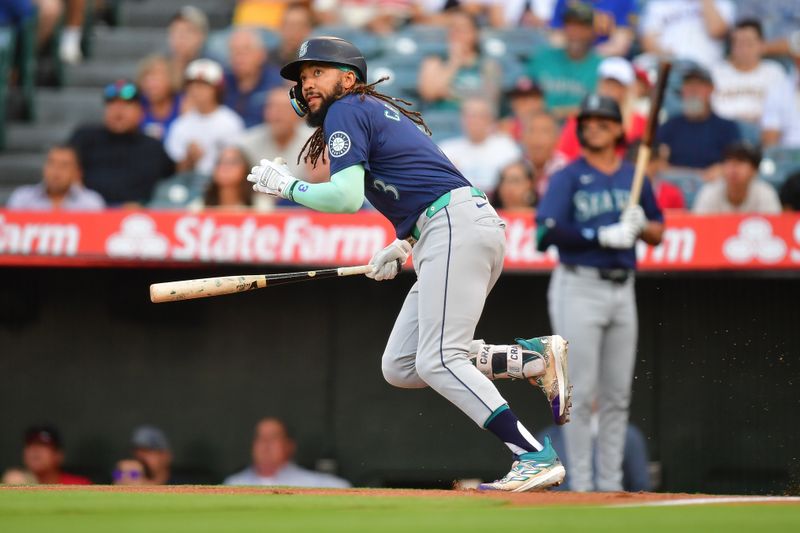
left=68, top=79, right=175, bottom=206
left=112, top=458, right=150, bottom=486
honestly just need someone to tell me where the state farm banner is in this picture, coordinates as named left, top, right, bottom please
left=0, top=209, right=799, bottom=271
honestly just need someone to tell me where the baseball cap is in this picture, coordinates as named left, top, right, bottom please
left=507, top=77, right=544, bottom=98
left=723, top=141, right=762, bottom=168
left=682, top=65, right=713, bottom=84
left=185, top=58, right=224, bottom=86
left=598, top=57, right=635, bottom=86
left=563, top=2, right=594, bottom=26
left=131, top=425, right=171, bottom=451
left=171, top=5, right=209, bottom=34
left=103, top=79, right=140, bottom=103
left=24, top=425, right=63, bottom=449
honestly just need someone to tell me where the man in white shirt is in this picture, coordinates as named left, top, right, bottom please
left=438, top=97, right=521, bottom=196
left=762, top=77, right=800, bottom=149
left=711, top=19, right=789, bottom=124
left=165, top=59, right=245, bottom=176
left=640, top=0, right=735, bottom=68
left=223, top=418, right=351, bottom=488
left=693, top=142, right=781, bottom=214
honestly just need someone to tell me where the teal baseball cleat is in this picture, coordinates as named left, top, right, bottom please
left=518, top=335, right=572, bottom=426
left=478, top=436, right=566, bottom=492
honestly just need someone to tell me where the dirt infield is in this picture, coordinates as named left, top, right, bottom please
left=4, top=485, right=798, bottom=507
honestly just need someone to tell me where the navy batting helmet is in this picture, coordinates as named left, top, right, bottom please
left=576, top=94, right=625, bottom=148
left=280, top=37, right=367, bottom=83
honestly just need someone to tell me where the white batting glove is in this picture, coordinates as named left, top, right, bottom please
left=597, top=221, right=638, bottom=249
left=620, top=205, right=647, bottom=234
left=247, top=157, right=298, bottom=199
left=366, top=239, right=412, bottom=281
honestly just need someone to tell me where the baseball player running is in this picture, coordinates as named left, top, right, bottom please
left=536, top=94, right=664, bottom=491
left=247, top=37, right=570, bottom=492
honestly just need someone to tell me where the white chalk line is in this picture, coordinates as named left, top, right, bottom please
left=611, top=496, right=800, bottom=508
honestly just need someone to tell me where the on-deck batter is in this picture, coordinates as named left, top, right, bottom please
left=536, top=94, right=664, bottom=491
left=246, top=37, right=571, bottom=492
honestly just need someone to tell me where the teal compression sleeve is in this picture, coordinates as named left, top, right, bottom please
left=289, top=164, right=365, bottom=213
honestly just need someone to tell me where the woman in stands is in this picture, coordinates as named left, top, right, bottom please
left=192, top=146, right=272, bottom=212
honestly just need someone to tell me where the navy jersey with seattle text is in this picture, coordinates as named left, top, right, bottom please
left=323, top=94, right=470, bottom=238
left=536, top=158, right=663, bottom=270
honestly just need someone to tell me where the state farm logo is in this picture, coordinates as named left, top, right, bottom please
left=723, top=217, right=786, bottom=264
left=106, top=214, right=170, bottom=259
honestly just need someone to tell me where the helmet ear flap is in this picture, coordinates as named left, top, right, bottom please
left=289, top=84, right=308, bottom=117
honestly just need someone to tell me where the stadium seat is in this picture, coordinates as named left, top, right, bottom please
left=15, top=14, right=37, bottom=120
left=480, top=27, right=547, bottom=62
left=0, top=27, right=15, bottom=150
left=422, top=109, right=462, bottom=143
left=661, top=169, right=704, bottom=210
left=383, top=25, right=447, bottom=60
left=148, top=172, right=209, bottom=209
left=312, top=25, right=383, bottom=59
left=759, top=147, right=800, bottom=189
left=367, top=60, right=420, bottom=100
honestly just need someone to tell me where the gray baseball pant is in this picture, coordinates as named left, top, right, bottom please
left=381, top=187, right=509, bottom=426
left=548, top=264, right=638, bottom=491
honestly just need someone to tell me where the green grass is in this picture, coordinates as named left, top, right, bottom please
left=1, top=489, right=799, bottom=533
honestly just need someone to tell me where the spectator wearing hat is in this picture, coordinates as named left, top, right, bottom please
left=557, top=56, right=645, bottom=162
left=166, top=59, right=245, bottom=176
left=167, top=5, right=209, bottom=89
left=549, top=0, right=638, bottom=57
left=693, top=142, right=781, bottom=214
left=525, top=3, right=601, bottom=118
left=21, top=425, right=91, bottom=485
left=68, top=80, right=175, bottom=206
left=224, top=27, right=284, bottom=128
left=710, top=19, right=789, bottom=125
left=224, top=417, right=350, bottom=488
left=640, top=0, right=735, bottom=69
left=656, top=66, right=741, bottom=178
left=499, top=77, right=546, bottom=143
left=6, top=144, right=105, bottom=210
left=131, top=425, right=185, bottom=485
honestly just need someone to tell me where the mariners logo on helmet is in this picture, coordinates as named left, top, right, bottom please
left=328, top=131, right=351, bottom=158
left=299, top=41, right=309, bottom=58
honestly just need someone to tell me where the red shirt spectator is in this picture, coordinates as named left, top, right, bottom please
left=654, top=180, right=686, bottom=210
left=23, top=425, right=92, bottom=485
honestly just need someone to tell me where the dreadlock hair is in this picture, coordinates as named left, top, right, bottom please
left=298, top=77, right=432, bottom=168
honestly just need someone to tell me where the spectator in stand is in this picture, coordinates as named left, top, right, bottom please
left=224, top=417, right=351, bottom=488
left=131, top=425, right=186, bottom=485
left=224, top=28, right=284, bottom=128
left=418, top=8, right=501, bottom=111
left=269, top=3, right=315, bottom=69
left=137, top=54, right=184, bottom=143
left=492, top=161, right=537, bottom=210
left=521, top=111, right=567, bottom=198
left=656, top=66, right=741, bottom=178
left=780, top=171, right=800, bottom=211
left=190, top=146, right=273, bottom=211
left=557, top=56, right=645, bottom=162
left=499, top=77, right=546, bottom=143
left=112, top=459, right=150, bottom=486
left=166, top=59, right=245, bottom=177
left=0, top=0, right=34, bottom=33
left=69, top=80, right=175, bottom=206
left=22, top=425, right=91, bottom=485
left=525, top=3, right=601, bottom=119
left=237, top=87, right=315, bottom=177
left=6, top=144, right=104, bottom=210
left=639, top=0, right=735, bottom=69
left=438, top=97, right=521, bottom=195
left=710, top=19, right=790, bottom=125
left=29, top=0, right=85, bottom=63
left=693, top=142, right=781, bottom=214
left=761, top=78, right=800, bottom=149
left=167, top=6, right=209, bottom=89
left=626, top=141, right=686, bottom=210
left=550, top=0, right=637, bottom=57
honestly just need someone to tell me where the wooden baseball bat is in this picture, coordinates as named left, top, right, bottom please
left=150, top=264, right=373, bottom=303
left=628, top=61, right=672, bottom=207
